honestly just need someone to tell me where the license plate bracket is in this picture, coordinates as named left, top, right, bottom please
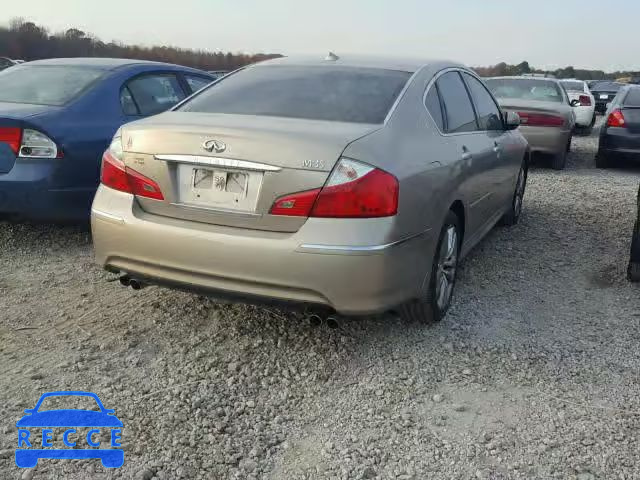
left=177, top=165, right=262, bottom=212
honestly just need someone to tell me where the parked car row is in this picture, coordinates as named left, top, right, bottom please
left=0, top=58, right=215, bottom=221
left=485, top=76, right=580, bottom=170
left=0, top=55, right=636, bottom=324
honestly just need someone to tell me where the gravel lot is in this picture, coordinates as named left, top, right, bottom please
left=1, top=120, right=639, bottom=480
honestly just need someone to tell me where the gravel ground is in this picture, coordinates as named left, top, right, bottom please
left=1, top=120, right=639, bottom=480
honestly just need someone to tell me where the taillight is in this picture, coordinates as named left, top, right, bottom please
left=607, top=109, right=626, bottom=127
left=517, top=112, right=565, bottom=128
left=100, top=137, right=164, bottom=200
left=269, top=188, right=321, bottom=216
left=0, top=127, right=22, bottom=155
left=579, top=95, right=592, bottom=106
left=269, top=158, right=399, bottom=218
left=0, top=127, right=61, bottom=158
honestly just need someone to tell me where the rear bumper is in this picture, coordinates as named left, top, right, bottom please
left=91, top=187, right=434, bottom=315
left=0, top=158, right=95, bottom=221
left=599, top=127, right=640, bottom=160
left=518, top=126, right=571, bottom=156
left=574, top=106, right=595, bottom=127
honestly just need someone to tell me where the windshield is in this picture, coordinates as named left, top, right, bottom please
left=36, top=395, right=101, bottom=412
left=561, top=80, right=584, bottom=91
left=591, top=82, right=623, bottom=92
left=178, top=65, right=412, bottom=124
left=485, top=78, right=564, bottom=103
left=0, top=65, right=105, bottom=106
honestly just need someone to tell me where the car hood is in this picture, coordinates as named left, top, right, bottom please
left=0, top=102, right=59, bottom=119
left=16, top=410, right=123, bottom=427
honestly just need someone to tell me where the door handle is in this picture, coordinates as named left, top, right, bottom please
left=461, top=146, right=473, bottom=161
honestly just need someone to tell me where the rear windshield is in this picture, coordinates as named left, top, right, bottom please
left=560, top=80, right=584, bottom=91
left=0, top=65, right=105, bottom=106
left=591, top=82, right=623, bottom=92
left=624, top=88, right=640, bottom=107
left=485, top=78, right=564, bottom=103
left=178, top=65, right=412, bottom=124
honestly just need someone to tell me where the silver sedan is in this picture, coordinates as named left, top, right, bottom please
left=91, top=55, right=529, bottom=324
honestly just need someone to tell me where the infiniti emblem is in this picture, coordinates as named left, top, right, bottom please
left=203, top=139, right=226, bottom=153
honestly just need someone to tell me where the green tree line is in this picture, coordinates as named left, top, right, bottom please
left=474, top=61, right=639, bottom=81
left=0, top=18, right=280, bottom=71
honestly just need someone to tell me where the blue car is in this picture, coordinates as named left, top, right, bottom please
left=0, top=58, right=214, bottom=221
left=16, top=391, right=124, bottom=468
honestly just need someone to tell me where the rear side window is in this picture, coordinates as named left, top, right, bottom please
left=185, top=75, right=212, bottom=92
left=623, top=88, right=640, bottom=107
left=436, top=72, right=477, bottom=134
left=125, top=74, right=186, bottom=116
left=178, top=65, right=412, bottom=124
left=463, top=74, right=503, bottom=131
left=424, top=86, right=444, bottom=131
left=0, top=65, right=105, bottom=106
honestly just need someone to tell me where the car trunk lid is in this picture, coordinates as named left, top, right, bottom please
left=120, top=112, right=381, bottom=232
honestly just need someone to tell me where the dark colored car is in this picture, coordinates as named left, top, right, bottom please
left=596, top=85, right=640, bottom=168
left=630, top=185, right=640, bottom=282
left=591, top=81, right=624, bottom=114
left=0, top=58, right=214, bottom=221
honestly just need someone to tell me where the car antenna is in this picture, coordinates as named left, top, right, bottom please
left=325, top=52, right=339, bottom=61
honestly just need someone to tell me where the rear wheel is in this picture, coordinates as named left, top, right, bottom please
left=500, top=163, right=527, bottom=226
left=595, top=150, right=608, bottom=168
left=551, top=137, right=571, bottom=170
left=400, top=211, right=460, bottom=324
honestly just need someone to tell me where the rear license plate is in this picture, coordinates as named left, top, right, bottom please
left=600, top=94, right=609, bottom=99
left=177, top=165, right=262, bottom=212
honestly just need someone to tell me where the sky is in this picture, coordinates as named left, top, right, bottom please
left=5, top=0, right=640, bottom=72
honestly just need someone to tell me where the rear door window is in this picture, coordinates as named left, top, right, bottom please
left=124, top=73, right=186, bottom=116
left=463, top=74, right=503, bottom=131
left=424, top=85, right=444, bottom=131
left=436, top=71, right=477, bottom=134
left=184, top=75, right=212, bottom=93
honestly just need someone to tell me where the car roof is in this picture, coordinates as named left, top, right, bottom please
left=22, top=57, right=193, bottom=71
left=252, top=54, right=461, bottom=73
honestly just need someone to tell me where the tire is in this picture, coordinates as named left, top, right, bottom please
left=629, top=221, right=640, bottom=283
left=400, top=211, right=461, bottom=324
left=595, top=150, right=608, bottom=168
left=500, top=162, right=527, bottom=227
left=551, top=137, right=570, bottom=170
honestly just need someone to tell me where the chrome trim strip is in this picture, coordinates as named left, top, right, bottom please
left=169, top=202, right=262, bottom=217
left=155, top=154, right=282, bottom=172
left=298, top=229, right=429, bottom=254
left=91, top=209, right=125, bottom=224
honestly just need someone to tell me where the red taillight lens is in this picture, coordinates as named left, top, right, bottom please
left=269, top=159, right=399, bottom=218
left=607, top=109, right=626, bottom=127
left=270, top=188, right=321, bottom=217
left=100, top=149, right=164, bottom=200
left=579, top=95, right=592, bottom=106
left=0, top=127, right=22, bottom=155
left=517, top=112, right=565, bottom=127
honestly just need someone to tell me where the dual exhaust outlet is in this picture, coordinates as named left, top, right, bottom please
left=119, top=274, right=144, bottom=291
left=307, top=312, right=340, bottom=329
left=117, top=274, right=340, bottom=328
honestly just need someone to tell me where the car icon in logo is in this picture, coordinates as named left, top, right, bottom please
left=15, top=391, right=123, bottom=468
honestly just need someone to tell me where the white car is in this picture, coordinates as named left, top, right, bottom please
left=560, top=79, right=596, bottom=132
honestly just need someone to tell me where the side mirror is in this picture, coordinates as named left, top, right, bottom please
left=570, top=99, right=581, bottom=107
left=503, top=111, right=520, bottom=130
